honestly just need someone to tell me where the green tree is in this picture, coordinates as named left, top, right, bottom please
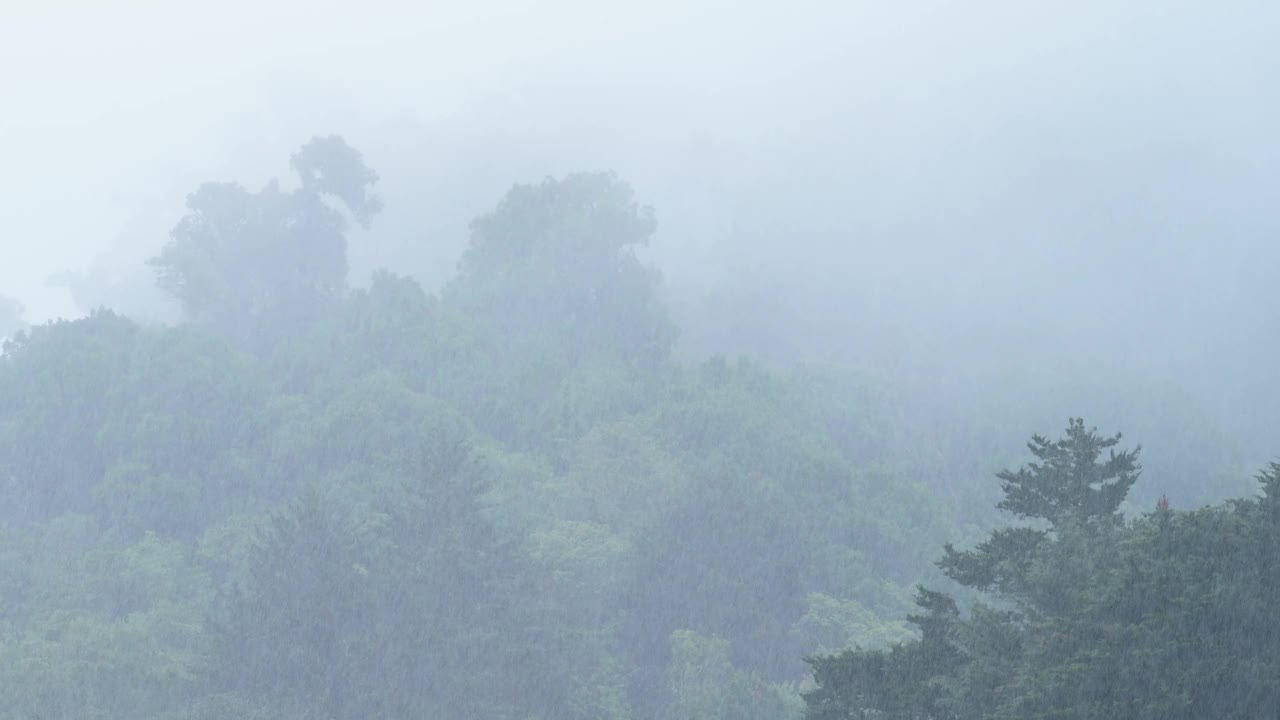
left=937, top=418, right=1138, bottom=597
left=205, top=380, right=571, bottom=719
left=995, top=418, right=1139, bottom=525
left=0, top=522, right=212, bottom=720
left=805, top=419, right=1145, bottom=719
left=436, top=172, right=678, bottom=446
left=0, top=294, right=25, bottom=341
left=805, top=588, right=963, bottom=720
left=0, top=310, right=139, bottom=521
left=668, top=630, right=802, bottom=720
left=150, top=136, right=380, bottom=351
left=451, top=173, right=675, bottom=362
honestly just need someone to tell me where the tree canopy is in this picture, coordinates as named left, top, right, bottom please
left=149, top=136, right=381, bottom=351
left=804, top=423, right=1280, bottom=719
left=2, top=138, right=1274, bottom=720
left=0, top=294, right=25, bottom=341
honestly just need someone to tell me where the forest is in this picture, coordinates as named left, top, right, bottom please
left=0, top=134, right=1275, bottom=719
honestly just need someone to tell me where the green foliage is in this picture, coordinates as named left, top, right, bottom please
left=13, top=147, right=1265, bottom=720
left=0, top=523, right=211, bottom=720
left=448, top=172, right=676, bottom=379
left=549, top=419, right=688, bottom=533
left=150, top=136, right=380, bottom=350
left=792, top=593, right=915, bottom=658
left=805, top=588, right=963, bottom=720
left=937, top=419, right=1137, bottom=602
left=290, top=135, right=384, bottom=228
left=805, top=423, right=1280, bottom=719
left=668, top=630, right=802, bottom=720
left=995, top=418, right=1140, bottom=525
left=0, top=294, right=25, bottom=341
left=0, top=311, right=139, bottom=520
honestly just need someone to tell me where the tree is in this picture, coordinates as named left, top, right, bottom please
left=804, top=419, right=1145, bottom=719
left=205, top=377, right=572, bottom=719
left=0, top=294, right=26, bottom=342
left=447, top=172, right=677, bottom=371
left=289, top=135, right=383, bottom=229
left=667, top=630, right=801, bottom=720
left=210, top=489, right=382, bottom=718
left=0, top=310, right=140, bottom=521
left=995, top=418, right=1140, bottom=525
left=0, top=524, right=213, bottom=720
left=937, top=419, right=1139, bottom=597
left=805, top=588, right=963, bottom=720
left=150, top=136, right=380, bottom=351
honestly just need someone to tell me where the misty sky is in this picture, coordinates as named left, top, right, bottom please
left=3, top=0, right=1277, bottom=390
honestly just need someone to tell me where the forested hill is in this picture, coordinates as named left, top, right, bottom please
left=0, top=138, right=1272, bottom=719
left=0, top=138, right=940, bottom=719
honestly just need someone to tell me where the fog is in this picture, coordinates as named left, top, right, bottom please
left=4, top=2, right=1280, bottom=717
left=7, top=1, right=1276, bottom=457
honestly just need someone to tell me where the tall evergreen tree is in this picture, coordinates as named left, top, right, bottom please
left=806, top=419, right=1146, bottom=719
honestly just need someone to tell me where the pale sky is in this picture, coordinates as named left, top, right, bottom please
left=1, top=0, right=1276, bottom=324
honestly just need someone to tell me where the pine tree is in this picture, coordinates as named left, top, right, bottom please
left=805, top=420, right=1144, bottom=719
left=938, top=419, right=1140, bottom=598
left=995, top=418, right=1140, bottom=525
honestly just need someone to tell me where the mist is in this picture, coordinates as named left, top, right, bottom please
left=8, top=0, right=1277, bottom=471
left=2, top=2, right=1279, bottom=717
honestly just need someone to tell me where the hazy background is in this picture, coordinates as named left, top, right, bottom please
left=3, top=0, right=1278, bottom=479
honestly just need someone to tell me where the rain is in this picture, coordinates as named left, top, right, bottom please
left=1, top=1, right=1278, bottom=717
